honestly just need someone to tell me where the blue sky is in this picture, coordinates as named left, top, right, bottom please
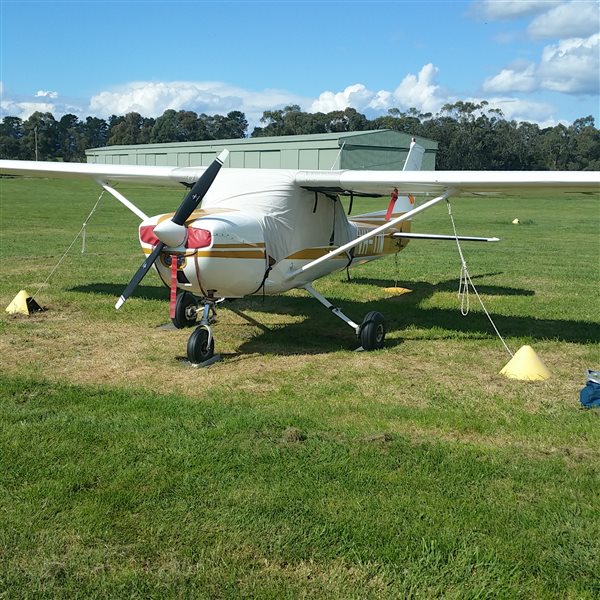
left=1, top=1, right=598, bottom=129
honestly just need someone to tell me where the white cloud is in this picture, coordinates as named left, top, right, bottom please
left=35, top=90, right=58, bottom=99
left=392, top=64, right=447, bottom=114
left=1, top=99, right=57, bottom=120
left=310, top=84, right=380, bottom=113
left=89, top=81, right=308, bottom=127
left=0, top=58, right=589, bottom=131
left=368, top=90, right=393, bottom=111
left=471, top=0, right=560, bottom=20
left=484, top=33, right=599, bottom=95
left=309, top=65, right=447, bottom=117
left=538, top=34, right=600, bottom=93
left=483, top=62, right=537, bottom=93
left=528, top=1, right=600, bottom=38
left=482, top=97, right=559, bottom=124
left=1, top=83, right=86, bottom=120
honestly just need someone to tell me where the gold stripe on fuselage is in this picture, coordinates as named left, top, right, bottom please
left=143, top=246, right=265, bottom=259
left=286, top=247, right=342, bottom=260
left=212, top=243, right=265, bottom=249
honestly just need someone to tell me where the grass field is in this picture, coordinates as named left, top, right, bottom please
left=1, top=176, right=599, bottom=598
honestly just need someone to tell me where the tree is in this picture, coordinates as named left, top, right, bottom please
left=570, top=116, right=600, bottom=170
left=1, top=106, right=598, bottom=169
left=201, top=111, right=248, bottom=140
left=58, top=114, right=85, bottom=162
left=150, top=109, right=182, bottom=143
left=107, top=112, right=155, bottom=145
left=0, top=116, right=24, bottom=159
left=252, top=105, right=303, bottom=136
left=83, top=117, right=109, bottom=150
left=221, top=111, right=248, bottom=139
left=22, top=112, right=59, bottom=160
left=539, top=124, right=571, bottom=170
left=176, top=110, right=207, bottom=141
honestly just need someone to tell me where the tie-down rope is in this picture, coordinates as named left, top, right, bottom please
left=32, top=190, right=105, bottom=302
left=446, top=199, right=513, bottom=358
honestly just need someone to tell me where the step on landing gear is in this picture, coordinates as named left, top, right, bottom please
left=303, top=284, right=385, bottom=351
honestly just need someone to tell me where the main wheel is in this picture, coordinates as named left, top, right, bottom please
left=359, top=311, right=385, bottom=350
left=172, top=292, right=198, bottom=329
left=187, top=327, right=215, bottom=364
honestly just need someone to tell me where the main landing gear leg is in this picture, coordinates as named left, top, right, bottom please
left=186, top=298, right=222, bottom=364
left=302, top=284, right=386, bottom=351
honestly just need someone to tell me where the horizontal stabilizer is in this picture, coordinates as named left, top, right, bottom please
left=392, top=233, right=500, bottom=242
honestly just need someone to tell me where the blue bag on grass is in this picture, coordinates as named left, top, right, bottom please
left=580, top=369, right=600, bottom=408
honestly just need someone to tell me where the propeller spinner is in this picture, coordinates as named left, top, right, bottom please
left=115, top=149, right=229, bottom=309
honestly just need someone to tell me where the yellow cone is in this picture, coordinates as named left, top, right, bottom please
left=384, top=287, right=413, bottom=295
left=500, top=345, right=551, bottom=381
left=5, top=290, right=43, bottom=315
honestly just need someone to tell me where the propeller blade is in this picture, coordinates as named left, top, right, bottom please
left=115, top=242, right=165, bottom=309
left=115, top=149, right=229, bottom=310
left=172, top=149, right=229, bottom=226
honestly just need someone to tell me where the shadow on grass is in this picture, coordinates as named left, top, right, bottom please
left=351, top=272, right=536, bottom=298
left=71, top=277, right=599, bottom=356
left=72, top=282, right=168, bottom=302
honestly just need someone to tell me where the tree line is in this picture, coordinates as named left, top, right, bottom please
left=1, top=102, right=598, bottom=170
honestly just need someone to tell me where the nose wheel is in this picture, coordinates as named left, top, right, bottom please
left=187, top=326, right=215, bottom=364
left=186, top=298, right=221, bottom=365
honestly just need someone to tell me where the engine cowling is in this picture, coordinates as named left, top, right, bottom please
left=138, top=211, right=268, bottom=298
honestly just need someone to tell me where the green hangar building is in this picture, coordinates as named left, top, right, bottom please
left=86, top=130, right=438, bottom=171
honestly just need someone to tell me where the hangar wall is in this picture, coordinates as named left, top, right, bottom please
left=86, top=130, right=438, bottom=171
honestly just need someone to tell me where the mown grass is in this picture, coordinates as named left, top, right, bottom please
left=0, top=176, right=599, bottom=598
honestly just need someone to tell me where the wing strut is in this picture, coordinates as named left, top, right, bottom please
left=286, top=189, right=456, bottom=280
left=98, top=181, right=149, bottom=221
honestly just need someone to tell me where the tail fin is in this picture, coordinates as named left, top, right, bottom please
left=403, top=138, right=425, bottom=171
left=350, top=139, right=425, bottom=225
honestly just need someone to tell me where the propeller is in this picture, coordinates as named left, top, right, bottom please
left=115, top=149, right=229, bottom=310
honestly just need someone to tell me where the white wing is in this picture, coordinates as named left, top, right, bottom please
left=3, top=159, right=598, bottom=195
left=295, top=169, right=600, bottom=197
left=0, top=159, right=207, bottom=187
left=288, top=168, right=599, bottom=279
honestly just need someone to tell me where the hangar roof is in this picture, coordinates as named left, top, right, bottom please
left=88, top=129, right=438, bottom=152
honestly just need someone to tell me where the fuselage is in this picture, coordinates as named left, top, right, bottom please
left=138, top=187, right=414, bottom=299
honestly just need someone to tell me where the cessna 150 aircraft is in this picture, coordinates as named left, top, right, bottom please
left=1, top=142, right=598, bottom=364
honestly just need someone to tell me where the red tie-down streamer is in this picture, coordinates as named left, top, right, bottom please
left=169, top=256, right=178, bottom=319
left=385, top=187, right=399, bottom=221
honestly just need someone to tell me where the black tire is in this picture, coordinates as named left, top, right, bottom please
left=359, top=311, right=385, bottom=350
left=172, top=292, right=198, bottom=329
left=187, top=327, right=215, bottom=364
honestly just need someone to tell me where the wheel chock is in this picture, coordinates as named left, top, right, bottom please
left=500, top=345, right=551, bottom=381
left=190, top=354, right=222, bottom=368
left=5, top=290, right=44, bottom=316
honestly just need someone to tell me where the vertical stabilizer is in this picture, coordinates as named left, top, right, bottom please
left=350, top=138, right=424, bottom=226
left=403, top=138, right=425, bottom=171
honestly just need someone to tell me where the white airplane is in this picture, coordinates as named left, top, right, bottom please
left=1, top=143, right=598, bottom=364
